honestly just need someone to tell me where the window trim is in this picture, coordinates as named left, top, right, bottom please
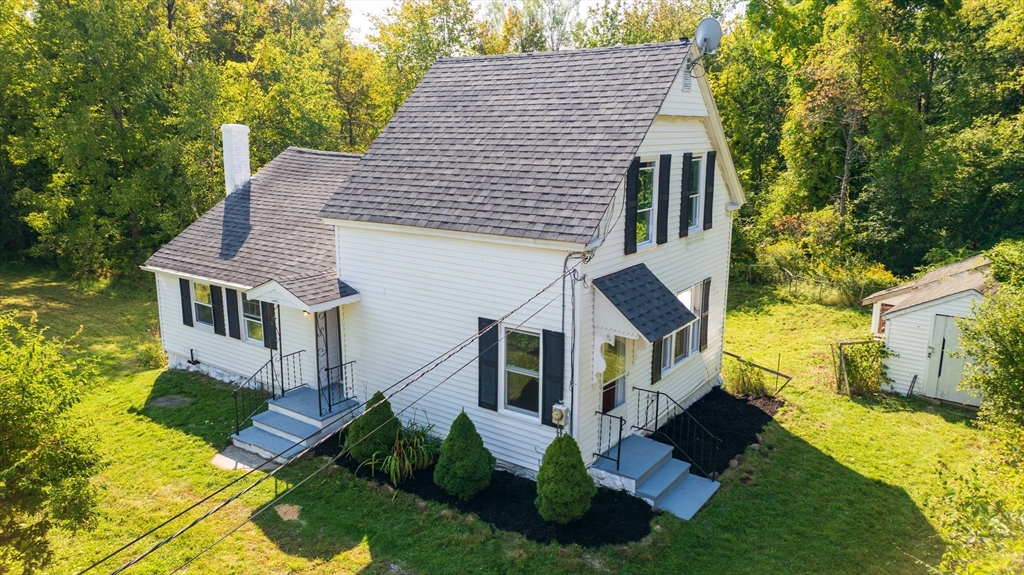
left=191, top=281, right=215, bottom=330
left=635, top=160, right=657, bottom=249
left=660, top=282, right=704, bottom=376
left=601, top=336, right=628, bottom=414
left=241, top=293, right=264, bottom=346
left=500, top=326, right=543, bottom=421
left=686, top=156, right=704, bottom=234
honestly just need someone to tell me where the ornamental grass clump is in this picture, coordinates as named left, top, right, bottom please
left=433, top=412, right=495, bottom=500
left=535, top=435, right=596, bottom=524
left=346, top=391, right=401, bottom=464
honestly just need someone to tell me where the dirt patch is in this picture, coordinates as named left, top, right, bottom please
left=275, top=504, right=301, bottom=521
left=334, top=456, right=654, bottom=548
left=148, top=395, right=193, bottom=408
left=653, top=387, right=782, bottom=477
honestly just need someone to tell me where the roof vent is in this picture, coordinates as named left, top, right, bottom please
left=221, top=124, right=251, bottom=196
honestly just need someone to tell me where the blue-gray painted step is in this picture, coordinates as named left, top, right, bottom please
left=635, top=458, right=691, bottom=506
left=592, top=434, right=673, bottom=487
left=252, top=410, right=319, bottom=445
left=231, top=426, right=306, bottom=463
left=269, top=386, right=359, bottom=423
left=658, top=474, right=720, bottom=521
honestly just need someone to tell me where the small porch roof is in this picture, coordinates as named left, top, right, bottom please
left=247, top=269, right=360, bottom=313
left=592, top=264, right=697, bottom=343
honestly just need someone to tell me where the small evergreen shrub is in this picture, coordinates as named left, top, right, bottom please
left=433, top=412, right=495, bottom=500
left=724, top=356, right=770, bottom=397
left=346, top=391, right=400, bottom=464
left=535, top=435, right=596, bottom=524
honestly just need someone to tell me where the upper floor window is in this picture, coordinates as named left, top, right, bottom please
left=636, top=162, right=655, bottom=246
left=242, top=294, right=264, bottom=343
left=193, top=282, right=214, bottom=326
left=687, top=156, right=703, bottom=231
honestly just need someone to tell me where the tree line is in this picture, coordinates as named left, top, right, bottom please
left=0, top=0, right=1021, bottom=280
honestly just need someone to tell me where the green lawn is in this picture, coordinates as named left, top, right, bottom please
left=0, top=266, right=989, bottom=574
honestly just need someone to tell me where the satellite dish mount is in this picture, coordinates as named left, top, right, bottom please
left=687, top=17, right=723, bottom=74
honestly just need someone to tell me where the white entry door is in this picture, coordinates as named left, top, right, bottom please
left=927, top=315, right=981, bottom=406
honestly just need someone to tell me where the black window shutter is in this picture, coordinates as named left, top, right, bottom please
left=651, top=338, right=663, bottom=384
left=656, top=154, right=671, bottom=244
left=478, top=318, right=499, bottom=411
left=679, top=152, right=693, bottom=238
left=261, top=301, right=278, bottom=350
left=703, top=150, right=717, bottom=231
left=210, top=286, right=226, bottom=336
left=624, top=157, right=640, bottom=255
left=699, top=278, right=712, bottom=352
left=541, top=329, right=565, bottom=427
left=225, top=289, right=241, bottom=339
left=179, top=278, right=194, bottom=327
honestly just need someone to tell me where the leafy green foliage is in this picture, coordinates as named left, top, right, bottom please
left=362, top=423, right=441, bottom=485
left=835, top=340, right=893, bottom=396
left=433, top=412, right=495, bottom=500
left=724, top=356, right=770, bottom=397
left=0, top=311, right=103, bottom=571
left=534, top=434, right=596, bottom=524
left=346, top=391, right=401, bottom=464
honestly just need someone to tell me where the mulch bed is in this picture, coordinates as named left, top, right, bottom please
left=652, top=387, right=782, bottom=478
left=317, top=439, right=654, bottom=547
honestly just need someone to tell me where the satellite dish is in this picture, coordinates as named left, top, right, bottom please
left=694, top=17, right=722, bottom=55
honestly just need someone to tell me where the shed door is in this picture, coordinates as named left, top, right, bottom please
left=927, top=315, right=980, bottom=406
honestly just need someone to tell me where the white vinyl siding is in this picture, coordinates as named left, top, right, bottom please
left=332, top=225, right=569, bottom=474
left=578, top=113, right=734, bottom=467
left=154, top=272, right=318, bottom=386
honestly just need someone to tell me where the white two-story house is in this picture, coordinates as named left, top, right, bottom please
left=144, top=40, right=745, bottom=519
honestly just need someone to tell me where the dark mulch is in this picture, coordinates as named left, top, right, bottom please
left=652, top=387, right=782, bottom=478
left=320, top=444, right=655, bottom=548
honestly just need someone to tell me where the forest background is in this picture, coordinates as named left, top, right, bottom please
left=1, top=0, right=1021, bottom=282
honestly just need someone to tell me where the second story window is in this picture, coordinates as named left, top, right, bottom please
left=636, top=162, right=655, bottom=246
left=686, top=157, right=703, bottom=231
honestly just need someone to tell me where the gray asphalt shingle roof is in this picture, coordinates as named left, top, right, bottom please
left=593, top=263, right=697, bottom=342
left=863, top=255, right=995, bottom=316
left=319, top=41, right=692, bottom=244
left=144, top=147, right=360, bottom=305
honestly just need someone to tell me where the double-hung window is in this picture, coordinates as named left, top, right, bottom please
left=601, top=336, right=627, bottom=413
left=687, top=156, right=703, bottom=232
left=193, top=282, right=214, bottom=327
left=242, top=294, right=263, bottom=344
left=660, top=282, right=703, bottom=374
left=635, top=162, right=656, bottom=246
left=504, top=328, right=541, bottom=415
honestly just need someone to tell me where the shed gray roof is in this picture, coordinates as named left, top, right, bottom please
left=144, top=147, right=360, bottom=305
left=319, top=41, right=692, bottom=244
left=593, top=263, right=697, bottom=342
left=862, top=255, right=994, bottom=316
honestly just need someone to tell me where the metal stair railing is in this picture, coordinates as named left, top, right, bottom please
left=232, top=350, right=304, bottom=435
left=317, top=360, right=356, bottom=417
left=633, top=387, right=722, bottom=478
left=593, top=411, right=625, bottom=470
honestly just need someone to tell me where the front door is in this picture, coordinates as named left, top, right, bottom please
left=927, top=315, right=980, bottom=406
left=314, top=308, right=343, bottom=390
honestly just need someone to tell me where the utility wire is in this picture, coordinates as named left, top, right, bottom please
left=99, top=265, right=580, bottom=573
left=168, top=288, right=566, bottom=573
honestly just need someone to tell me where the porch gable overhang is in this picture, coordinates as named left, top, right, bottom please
left=592, top=263, right=697, bottom=343
left=247, top=271, right=360, bottom=313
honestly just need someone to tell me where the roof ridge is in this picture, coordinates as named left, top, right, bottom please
left=437, top=40, right=690, bottom=63
left=285, top=146, right=363, bottom=158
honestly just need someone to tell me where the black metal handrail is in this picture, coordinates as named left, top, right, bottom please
left=594, top=411, right=625, bottom=470
left=317, top=360, right=356, bottom=417
left=633, top=387, right=722, bottom=478
left=232, top=350, right=304, bottom=434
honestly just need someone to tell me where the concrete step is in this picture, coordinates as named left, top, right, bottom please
left=231, top=426, right=306, bottom=464
left=658, top=474, right=721, bottom=521
left=252, top=410, right=320, bottom=446
left=268, top=386, right=360, bottom=428
left=635, top=458, right=691, bottom=506
left=592, top=435, right=673, bottom=491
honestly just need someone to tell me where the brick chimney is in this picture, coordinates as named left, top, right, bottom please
left=221, top=124, right=251, bottom=196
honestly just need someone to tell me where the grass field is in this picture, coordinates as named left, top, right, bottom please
left=0, top=265, right=989, bottom=574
